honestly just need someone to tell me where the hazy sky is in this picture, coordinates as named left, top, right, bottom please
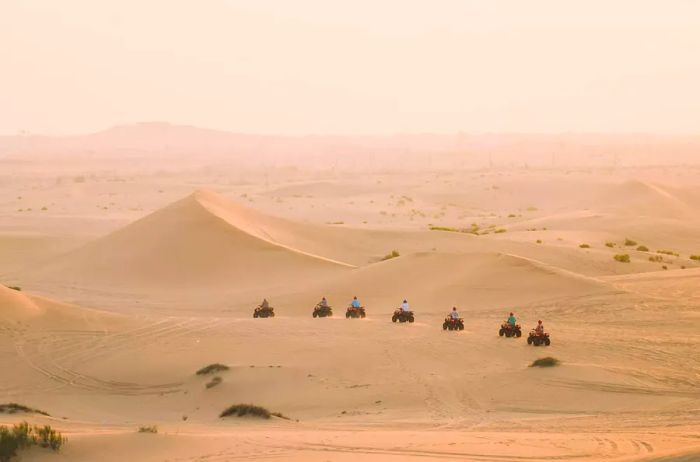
left=1, top=0, right=699, bottom=135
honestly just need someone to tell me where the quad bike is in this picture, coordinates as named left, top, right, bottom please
left=527, top=330, right=551, bottom=346
left=442, top=317, right=465, bottom=331
left=392, top=309, right=415, bottom=323
left=499, top=322, right=522, bottom=338
left=312, top=304, right=333, bottom=318
left=346, top=306, right=366, bottom=318
left=253, top=305, right=275, bottom=318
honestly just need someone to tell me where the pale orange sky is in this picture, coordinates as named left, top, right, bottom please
left=1, top=0, right=699, bottom=135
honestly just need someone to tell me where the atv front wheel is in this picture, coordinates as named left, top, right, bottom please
left=516, top=330, right=522, bottom=338
left=458, top=324, right=464, bottom=330
left=499, top=329, right=504, bottom=337
left=527, top=336, right=533, bottom=345
left=392, top=316, right=397, bottom=322
left=313, top=312, right=318, bottom=318
left=544, top=338, right=551, bottom=346
left=443, top=323, right=448, bottom=330
left=408, top=317, right=414, bottom=323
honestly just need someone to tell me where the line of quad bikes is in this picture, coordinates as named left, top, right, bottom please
left=253, top=303, right=551, bottom=346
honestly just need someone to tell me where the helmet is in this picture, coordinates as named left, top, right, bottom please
left=452, top=307, right=457, bottom=310
left=509, top=312, right=513, bottom=316
left=403, top=299, right=407, bottom=303
left=538, top=320, right=542, bottom=324
left=353, top=296, right=357, bottom=299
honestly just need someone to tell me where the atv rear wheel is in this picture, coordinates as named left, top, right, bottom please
left=499, top=329, right=504, bottom=337
left=443, top=322, right=448, bottom=330
left=516, top=330, right=522, bottom=338
left=253, top=312, right=259, bottom=318
left=527, top=336, right=533, bottom=345
left=408, top=316, right=414, bottom=323
left=313, top=312, right=318, bottom=318
left=544, top=337, right=551, bottom=346
left=392, top=316, right=397, bottom=322
left=458, top=324, right=464, bottom=330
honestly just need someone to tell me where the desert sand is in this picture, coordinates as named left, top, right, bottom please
left=1, top=125, right=699, bottom=461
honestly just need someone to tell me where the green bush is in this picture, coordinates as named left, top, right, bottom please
left=3, top=286, right=21, bottom=292
left=381, top=250, right=400, bottom=261
left=649, top=255, right=664, bottom=263
left=0, top=404, right=48, bottom=416
left=605, top=242, right=615, bottom=248
left=636, top=245, right=649, bottom=252
left=530, top=357, right=560, bottom=368
left=220, top=404, right=272, bottom=419
left=624, top=238, right=637, bottom=246
left=0, top=422, right=64, bottom=461
left=137, top=426, right=158, bottom=434
left=494, top=229, right=507, bottom=234
left=690, top=255, right=700, bottom=261
left=614, top=254, right=631, bottom=263
left=536, top=239, right=542, bottom=244
left=657, top=249, right=679, bottom=257
left=196, top=364, right=229, bottom=376
left=579, top=243, right=590, bottom=249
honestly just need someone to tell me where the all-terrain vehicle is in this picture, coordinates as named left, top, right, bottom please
left=392, top=309, right=415, bottom=323
left=312, top=303, right=333, bottom=318
left=499, top=322, right=522, bottom=338
left=527, top=330, right=551, bottom=346
left=253, top=305, right=275, bottom=318
left=443, top=317, right=464, bottom=331
left=346, top=306, right=366, bottom=318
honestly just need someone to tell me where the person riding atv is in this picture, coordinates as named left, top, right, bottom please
left=346, top=296, right=366, bottom=318
left=313, top=297, right=333, bottom=317
left=443, top=307, right=464, bottom=330
left=527, top=320, right=551, bottom=346
left=499, top=312, right=522, bottom=337
left=392, top=300, right=414, bottom=323
left=253, top=298, right=275, bottom=318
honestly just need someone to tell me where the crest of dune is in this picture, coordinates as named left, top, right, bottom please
left=0, top=284, right=43, bottom=320
left=31, top=190, right=352, bottom=290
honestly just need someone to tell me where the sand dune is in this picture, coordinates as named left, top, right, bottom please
left=595, top=180, right=699, bottom=219
left=28, top=191, right=351, bottom=290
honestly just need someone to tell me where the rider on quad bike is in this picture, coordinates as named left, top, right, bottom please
left=313, top=297, right=333, bottom=317
left=499, top=312, right=522, bottom=337
left=253, top=298, right=275, bottom=318
left=392, top=299, right=415, bottom=323
left=443, top=307, right=464, bottom=330
left=527, top=320, right=551, bottom=346
left=346, top=296, right=366, bottom=318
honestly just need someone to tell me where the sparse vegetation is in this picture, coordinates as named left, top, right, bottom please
left=579, top=243, right=590, bottom=249
left=206, top=377, right=222, bottom=389
left=536, top=239, right=542, bottom=244
left=691, top=255, right=700, bottom=261
left=0, top=404, right=48, bottom=416
left=138, top=426, right=158, bottom=434
left=605, top=242, right=615, bottom=248
left=656, top=249, right=679, bottom=257
left=624, top=238, right=637, bottom=246
left=494, top=228, right=507, bottom=234
left=530, top=357, right=560, bottom=368
left=4, top=286, right=21, bottom=292
left=220, top=404, right=273, bottom=419
left=649, top=255, right=664, bottom=263
left=636, top=245, right=649, bottom=252
left=614, top=254, right=631, bottom=263
left=381, top=250, right=400, bottom=261
left=196, top=363, right=229, bottom=376
left=0, top=422, right=65, bottom=461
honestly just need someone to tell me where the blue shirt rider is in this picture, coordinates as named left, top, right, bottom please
left=351, top=296, right=361, bottom=309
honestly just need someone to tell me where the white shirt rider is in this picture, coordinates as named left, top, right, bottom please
left=400, top=300, right=410, bottom=312
left=450, top=308, right=460, bottom=319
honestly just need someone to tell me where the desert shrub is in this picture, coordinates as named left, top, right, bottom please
left=605, top=242, right=615, bottom=248
left=636, top=245, right=649, bottom=251
left=137, top=426, right=158, bottom=434
left=530, top=357, right=560, bottom=367
left=196, top=364, right=229, bottom=376
left=624, top=238, right=637, bottom=246
left=220, top=404, right=271, bottom=419
left=614, top=254, right=630, bottom=263
left=206, top=377, right=222, bottom=389
left=690, top=255, right=700, bottom=261
left=0, top=404, right=48, bottom=416
left=429, top=225, right=457, bottom=232
left=494, top=229, right=507, bottom=234
left=536, top=239, right=542, bottom=244
left=4, top=286, right=21, bottom=292
left=0, top=422, right=64, bottom=461
left=381, top=250, right=400, bottom=261
left=579, top=243, right=590, bottom=249
left=649, top=255, right=664, bottom=263
left=657, top=249, right=679, bottom=257
left=662, top=265, right=668, bottom=270
left=508, top=214, right=516, bottom=218
left=34, top=425, right=64, bottom=450
left=270, top=412, right=290, bottom=420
